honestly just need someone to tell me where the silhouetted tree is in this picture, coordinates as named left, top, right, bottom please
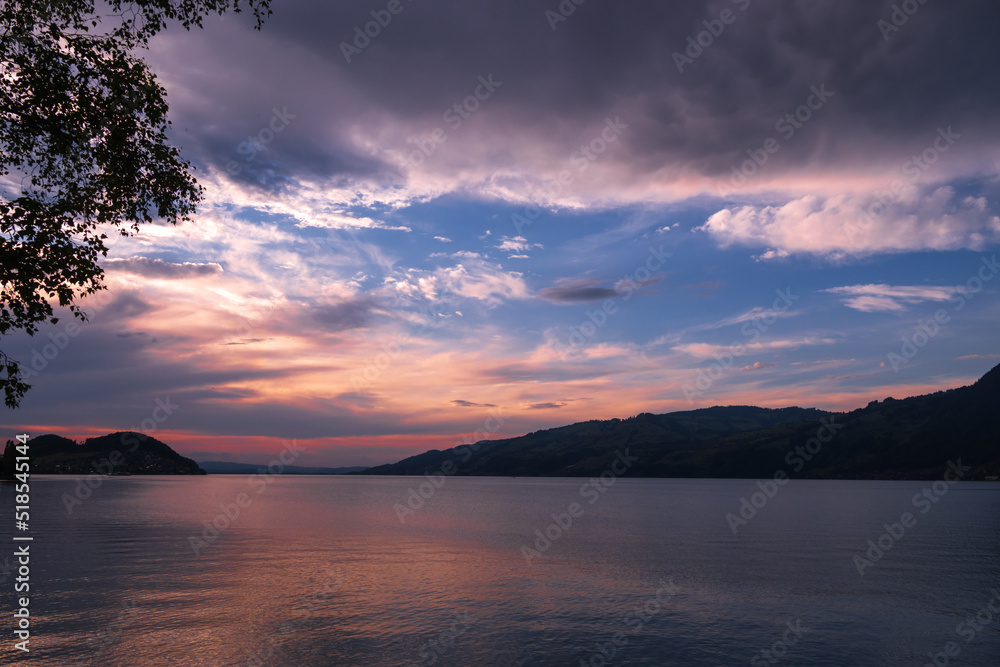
left=0, top=0, right=270, bottom=407
left=0, top=439, right=13, bottom=478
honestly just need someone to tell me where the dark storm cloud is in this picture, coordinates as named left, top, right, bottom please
left=93, top=291, right=155, bottom=321
left=337, top=391, right=380, bottom=408
left=527, top=402, right=565, bottom=410
left=451, top=399, right=497, bottom=408
left=196, top=125, right=383, bottom=193
left=153, top=0, right=1000, bottom=194
left=222, top=338, right=267, bottom=346
left=310, top=298, right=376, bottom=332
left=538, top=279, right=621, bottom=303
left=105, top=257, right=223, bottom=278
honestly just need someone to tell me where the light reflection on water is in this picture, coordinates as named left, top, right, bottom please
left=1, top=476, right=998, bottom=666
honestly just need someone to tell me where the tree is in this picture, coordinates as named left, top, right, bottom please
left=0, top=0, right=270, bottom=407
left=0, top=439, right=12, bottom=478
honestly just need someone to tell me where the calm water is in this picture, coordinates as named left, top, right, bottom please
left=1, top=476, right=998, bottom=666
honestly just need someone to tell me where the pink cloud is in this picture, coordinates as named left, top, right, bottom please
left=698, top=187, right=1000, bottom=258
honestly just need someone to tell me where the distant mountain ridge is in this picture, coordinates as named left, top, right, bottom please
left=2, top=432, right=204, bottom=476
left=198, top=461, right=368, bottom=475
left=359, top=364, right=1000, bottom=480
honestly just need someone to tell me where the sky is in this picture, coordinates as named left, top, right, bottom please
left=3, top=0, right=1000, bottom=467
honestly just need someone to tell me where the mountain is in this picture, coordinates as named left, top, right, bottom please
left=198, top=461, right=368, bottom=475
left=359, top=364, right=1000, bottom=480
left=2, top=432, right=205, bottom=476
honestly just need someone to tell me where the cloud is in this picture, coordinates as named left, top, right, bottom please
left=104, top=257, right=223, bottom=278
left=143, top=1, right=1000, bottom=212
left=687, top=306, right=800, bottom=332
left=497, top=236, right=543, bottom=253
left=429, top=251, right=481, bottom=259
left=957, top=354, right=1000, bottom=360
left=740, top=362, right=773, bottom=371
left=754, top=249, right=791, bottom=262
left=95, top=291, right=155, bottom=321
left=15, top=1, right=1000, bottom=465
left=698, top=188, right=1000, bottom=258
left=439, top=263, right=529, bottom=304
left=222, top=338, right=267, bottom=346
left=674, top=337, right=836, bottom=360
left=451, top=399, right=498, bottom=408
left=337, top=391, right=380, bottom=408
left=309, top=299, right=376, bottom=332
left=614, top=275, right=663, bottom=293
left=538, top=279, right=621, bottom=303
left=293, top=211, right=410, bottom=232
left=822, top=284, right=956, bottom=312
left=388, top=260, right=529, bottom=305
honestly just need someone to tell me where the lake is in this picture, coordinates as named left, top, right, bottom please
left=2, top=475, right=999, bottom=665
